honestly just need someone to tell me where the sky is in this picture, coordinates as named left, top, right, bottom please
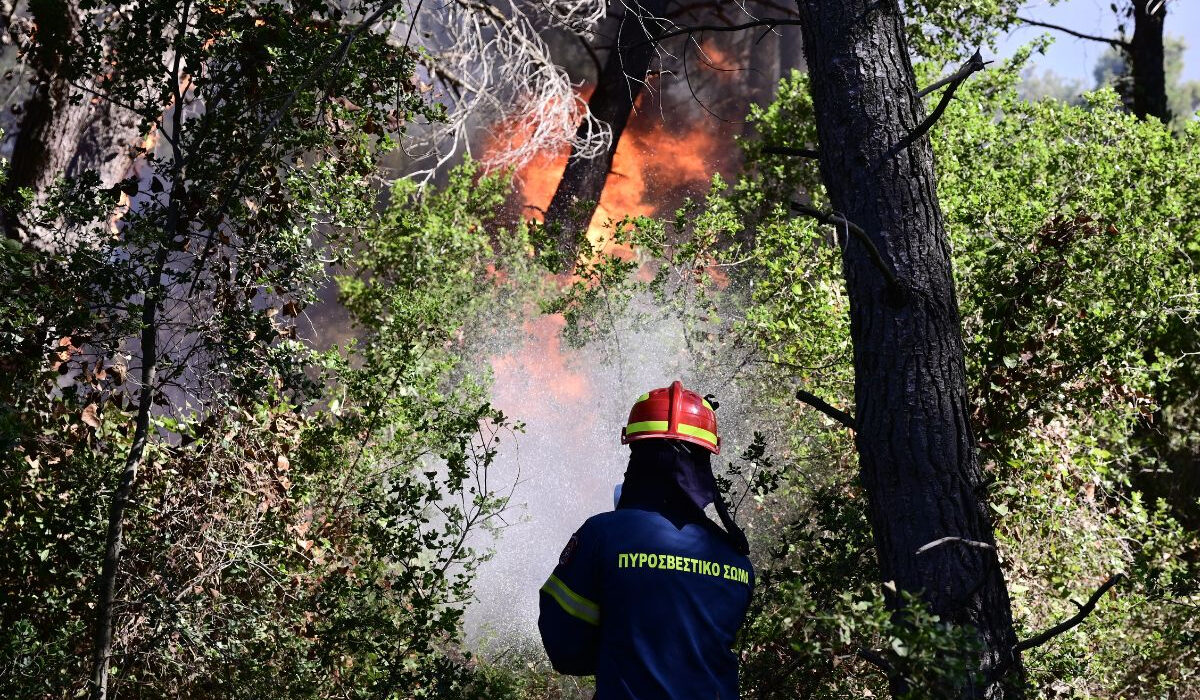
left=995, top=0, right=1200, bottom=84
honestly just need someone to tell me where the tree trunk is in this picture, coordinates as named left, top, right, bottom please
left=1128, top=0, right=1169, bottom=123
left=543, top=0, right=668, bottom=270
left=3, top=0, right=84, bottom=239
left=2, top=0, right=138, bottom=242
left=791, top=1, right=1023, bottom=696
left=89, top=229, right=169, bottom=700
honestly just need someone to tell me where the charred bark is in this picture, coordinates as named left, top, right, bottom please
left=1128, top=0, right=1169, bottom=123
left=543, top=0, right=668, bottom=270
left=3, top=0, right=84, bottom=239
left=2, top=0, right=138, bottom=241
left=792, top=1, right=1023, bottom=696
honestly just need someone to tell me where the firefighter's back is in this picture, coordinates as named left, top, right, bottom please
left=589, top=505, right=753, bottom=700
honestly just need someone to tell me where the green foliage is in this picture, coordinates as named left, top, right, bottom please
left=1093, top=36, right=1200, bottom=131
left=903, top=0, right=1036, bottom=64
left=1, top=157, right=540, bottom=698
left=0, top=0, right=535, bottom=692
left=545, top=52, right=1200, bottom=698
left=933, top=80, right=1200, bottom=697
left=731, top=59, right=1200, bottom=698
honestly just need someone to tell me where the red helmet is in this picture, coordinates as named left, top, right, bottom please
left=620, top=380, right=720, bottom=454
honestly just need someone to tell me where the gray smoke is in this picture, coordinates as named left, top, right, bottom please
left=462, top=308, right=745, bottom=653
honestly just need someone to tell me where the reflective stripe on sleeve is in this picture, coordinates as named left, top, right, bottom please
left=541, top=574, right=600, bottom=625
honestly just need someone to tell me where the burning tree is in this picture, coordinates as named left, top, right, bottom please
left=535, top=0, right=1198, bottom=697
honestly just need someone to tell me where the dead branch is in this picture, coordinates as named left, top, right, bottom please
left=401, top=0, right=611, bottom=178
left=1012, top=574, right=1125, bottom=654
left=890, top=50, right=989, bottom=156
left=762, top=145, right=819, bottom=158
left=795, top=389, right=855, bottom=430
left=789, top=200, right=905, bottom=300
left=915, top=536, right=995, bottom=556
left=649, top=17, right=804, bottom=45
left=1015, top=17, right=1128, bottom=49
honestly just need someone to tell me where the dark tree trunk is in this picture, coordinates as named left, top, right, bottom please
left=3, top=0, right=84, bottom=240
left=543, top=0, right=668, bottom=269
left=1128, top=0, right=1169, bottom=123
left=89, top=246, right=165, bottom=700
left=792, top=1, right=1023, bottom=697
left=2, top=0, right=138, bottom=242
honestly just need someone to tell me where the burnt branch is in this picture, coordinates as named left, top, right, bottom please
left=649, top=17, right=804, bottom=45
left=891, top=50, right=989, bottom=155
left=762, top=145, right=819, bottom=158
left=1012, top=573, right=1125, bottom=654
left=790, top=200, right=905, bottom=301
left=1016, top=17, right=1128, bottom=49
left=856, top=647, right=893, bottom=675
left=795, top=389, right=855, bottom=430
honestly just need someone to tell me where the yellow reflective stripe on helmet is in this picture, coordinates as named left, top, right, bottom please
left=702, top=398, right=713, bottom=411
left=635, top=392, right=650, bottom=403
left=676, top=423, right=718, bottom=445
left=541, top=574, right=599, bottom=625
left=625, top=420, right=668, bottom=435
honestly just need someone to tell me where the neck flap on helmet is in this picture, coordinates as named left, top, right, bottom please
left=617, top=439, right=750, bottom=555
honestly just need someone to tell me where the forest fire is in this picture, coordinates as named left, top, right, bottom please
left=491, top=92, right=723, bottom=254
left=9, top=1, right=1198, bottom=696
left=469, top=94, right=737, bottom=647
left=482, top=86, right=730, bottom=408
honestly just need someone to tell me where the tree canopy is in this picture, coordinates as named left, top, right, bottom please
left=1, top=1, right=1198, bottom=699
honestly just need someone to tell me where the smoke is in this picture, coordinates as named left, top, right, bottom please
left=462, top=300, right=754, bottom=651
left=462, top=59, right=753, bottom=651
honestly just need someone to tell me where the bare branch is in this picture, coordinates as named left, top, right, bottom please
left=1012, top=574, right=1125, bottom=654
left=401, top=0, right=612, bottom=177
left=915, top=536, right=995, bottom=556
left=762, top=145, right=819, bottom=158
left=795, top=389, right=855, bottom=430
left=890, top=50, right=989, bottom=155
left=1016, top=16, right=1129, bottom=49
left=789, top=200, right=905, bottom=300
left=681, top=35, right=743, bottom=123
left=856, top=647, right=893, bottom=675
left=649, top=17, right=803, bottom=45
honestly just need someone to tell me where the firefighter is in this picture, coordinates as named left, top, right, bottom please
left=538, top=381, right=753, bottom=699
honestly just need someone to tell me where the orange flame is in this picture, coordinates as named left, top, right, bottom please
left=489, top=314, right=591, bottom=408
left=485, top=88, right=730, bottom=417
left=511, top=111, right=719, bottom=253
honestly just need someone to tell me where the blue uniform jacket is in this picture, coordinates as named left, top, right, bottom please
left=538, top=504, right=754, bottom=699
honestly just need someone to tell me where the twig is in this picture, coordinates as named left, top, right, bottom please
left=789, top=201, right=905, bottom=299
left=762, top=145, right=819, bottom=158
left=1012, top=573, right=1125, bottom=654
left=795, top=389, right=855, bottom=430
left=856, top=647, right=893, bottom=675
left=890, top=50, right=989, bottom=156
left=682, top=35, right=742, bottom=123
left=649, top=17, right=804, bottom=45
left=915, top=536, right=995, bottom=556
left=1015, top=16, right=1128, bottom=49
